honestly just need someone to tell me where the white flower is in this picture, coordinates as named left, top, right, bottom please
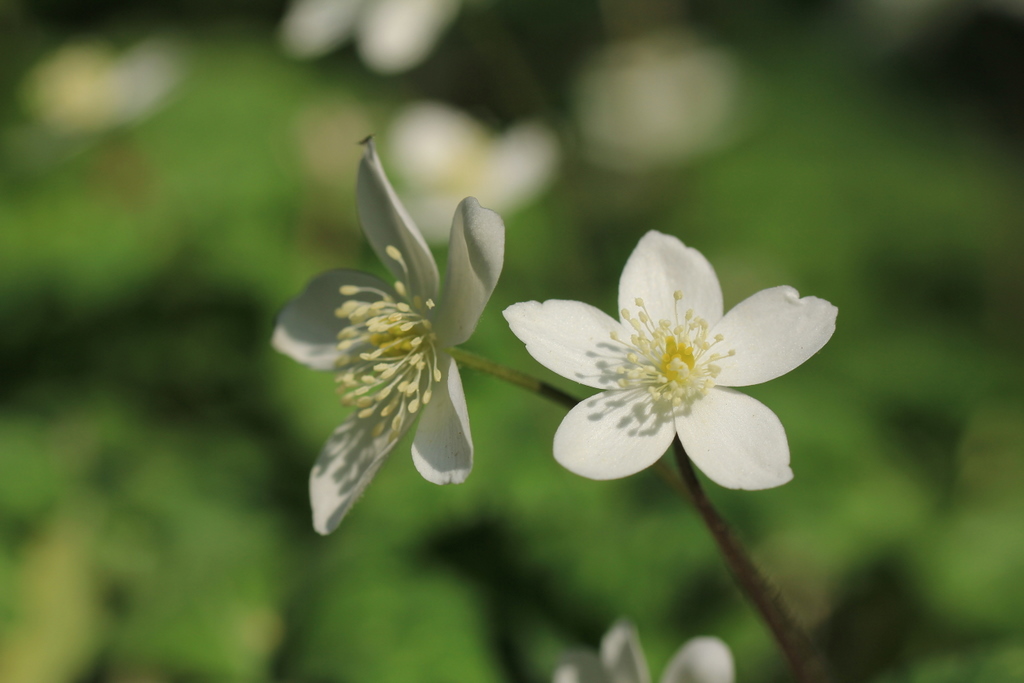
left=278, top=0, right=460, bottom=74
left=504, top=231, right=836, bottom=488
left=22, top=38, right=182, bottom=136
left=273, top=139, right=504, bottom=533
left=388, top=100, right=559, bottom=242
left=554, top=620, right=735, bottom=683
left=574, top=31, right=739, bottom=171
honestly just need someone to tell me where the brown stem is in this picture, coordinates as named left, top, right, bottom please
left=672, top=440, right=832, bottom=683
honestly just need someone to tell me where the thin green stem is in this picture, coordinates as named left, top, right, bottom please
left=447, top=347, right=577, bottom=410
left=451, top=347, right=831, bottom=683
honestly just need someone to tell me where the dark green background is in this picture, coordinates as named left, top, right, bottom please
left=1, top=1, right=1023, bottom=681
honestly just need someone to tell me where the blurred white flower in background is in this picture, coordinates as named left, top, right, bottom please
left=574, top=31, right=740, bottom=172
left=554, top=619, right=735, bottom=683
left=22, top=39, right=183, bottom=136
left=386, top=100, right=559, bottom=242
left=279, top=0, right=461, bottom=73
left=851, top=0, right=1024, bottom=47
left=993, top=0, right=1024, bottom=19
left=850, top=0, right=969, bottom=47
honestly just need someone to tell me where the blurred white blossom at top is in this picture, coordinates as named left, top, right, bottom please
left=279, top=0, right=462, bottom=73
left=22, top=39, right=183, bottom=136
left=574, top=31, right=740, bottom=172
left=386, top=100, right=559, bottom=242
left=852, top=0, right=1024, bottom=47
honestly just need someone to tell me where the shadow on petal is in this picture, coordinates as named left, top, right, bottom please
left=582, top=389, right=672, bottom=439
left=309, top=412, right=405, bottom=533
left=554, top=389, right=676, bottom=480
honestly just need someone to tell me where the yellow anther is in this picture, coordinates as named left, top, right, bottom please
left=340, top=285, right=361, bottom=295
left=385, top=245, right=403, bottom=261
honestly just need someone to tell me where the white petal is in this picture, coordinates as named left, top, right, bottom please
left=356, top=0, right=458, bottom=74
left=601, top=620, right=651, bottom=683
left=660, top=637, right=734, bottom=683
left=554, top=389, right=676, bottom=480
left=676, top=388, right=792, bottom=490
left=432, top=197, right=505, bottom=346
left=309, top=412, right=403, bottom=534
left=710, top=286, right=837, bottom=387
left=272, top=269, right=395, bottom=371
left=618, top=231, right=723, bottom=326
left=485, top=121, right=560, bottom=210
left=279, top=0, right=361, bottom=59
left=411, top=353, right=473, bottom=484
left=503, top=300, right=628, bottom=390
left=110, top=39, right=182, bottom=124
left=357, top=138, right=440, bottom=300
left=553, top=650, right=613, bottom=683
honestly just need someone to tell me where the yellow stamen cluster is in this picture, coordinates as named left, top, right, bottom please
left=333, top=249, right=440, bottom=439
left=609, top=291, right=735, bottom=407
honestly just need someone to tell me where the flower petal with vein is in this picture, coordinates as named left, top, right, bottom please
left=504, top=231, right=836, bottom=488
left=554, top=619, right=735, bottom=683
left=273, top=139, right=504, bottom=534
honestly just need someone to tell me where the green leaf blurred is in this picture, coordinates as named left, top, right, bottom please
left=2, top=3, right=1023, bottom=683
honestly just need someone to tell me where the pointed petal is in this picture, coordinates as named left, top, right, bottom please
left=503, top=300, right=628, bottom=390
left=554, top=389, right=676, bottom=480
left=309, top=412, right=404, bottom=534
left=411, top=353, right=473, bottom=484
left=676, top=388, right=792, bottom=490
left=272, top=269, right=395, bottom=371
left=618, top=231, right=723, bottom=326
left=553, top=650, right=613, bottom=683
left=432, top=197, right=505, bottom=346
left=356, top=0, right=458, bottom=74
left=660, top=637, right=734, bottom=683
left=279, top=0, right=361, bottom=59
left=357, top=138, right=440, bottom=300
left=601, top=620, right=651, bottom=683
left=710, top=286, right=837, bottom=387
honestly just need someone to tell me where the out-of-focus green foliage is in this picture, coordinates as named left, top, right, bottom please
left=1, top=2, right=1023, bottom=683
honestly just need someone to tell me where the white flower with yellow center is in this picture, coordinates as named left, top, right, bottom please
left=504, top=231, right=836, bottom=488
left=273, top=139, right=504, bottom=534
left=554, top=620, right=735, bottom=683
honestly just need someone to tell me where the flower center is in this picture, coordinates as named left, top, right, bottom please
left=610, top=291, right=734, bottom=407
left=333, top=247, right=441, bottom=439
